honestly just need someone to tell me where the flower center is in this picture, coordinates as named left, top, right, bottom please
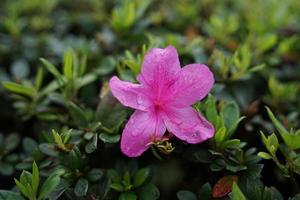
left=154, top=100, right=162, bottom=111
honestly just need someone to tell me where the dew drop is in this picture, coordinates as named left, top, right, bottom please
left=131, top=131, right=138, bottom=136
left=192, top=131, right=201, bottom=138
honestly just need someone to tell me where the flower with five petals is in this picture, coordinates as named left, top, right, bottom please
left=109, top=45, right=215, bottom=157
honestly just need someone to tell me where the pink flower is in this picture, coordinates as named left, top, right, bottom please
left=109, top=45, right=215, bottom=157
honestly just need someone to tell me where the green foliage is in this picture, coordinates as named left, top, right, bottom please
left=14, top=162, right=61, bottom=200
left=108, top=163, right=158, bottom=200
left=0, top=0, right=300, bottom=199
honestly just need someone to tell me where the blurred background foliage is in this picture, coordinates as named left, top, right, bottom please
left=0, top=0, right=300, bottom=199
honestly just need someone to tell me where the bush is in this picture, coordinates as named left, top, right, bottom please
left=0, top=0, right=300, bottom=199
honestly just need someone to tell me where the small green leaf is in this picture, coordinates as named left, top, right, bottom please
left=133, top=168, right=150, bottom=188
left=32, top=162, right=39, bottom=195
left=35, top=67, right=44, bottom=90
left=14, top=179, right=30, bottom=199
left=68, top=102, right=88, bottom=128
left=0, top=190, right=25, bottom=200
left=38, top=173, right=60, bottom=200
left=87, top=169, right=103, bottom=182
left=177, top=190, right=198, bottom=200
left=119, top=192, right=137, bottom=200
left=85, top=134, right=98, bottom=154
left=5, top=133, right=20, bottom=152
left=111, top=183, right=125, bottom=192
left=265, top=107, right=288, bottom=136
left=3, top=82, right=35, bottom=97
left=136, top=183, right=160, bottom=200
left=214, top=127, right=226, bottom=143
left=266, top=107, right=300, bottom=149
left=40, top=58, right=64, bottom=82
left=205, top=94, right=218, bottom=125
left=199, top=182, right=212, bottom=200
left=221, top=101, right=240, bottom=134
left=258, top=152, right=272, bottom=160
left=20, top=171, right=32, bottom=185
left=107, top=169, right=121, bottom=183
left=74, top=178, right=89, bottom=197
left=230, top=182, right=246, bottom=200
left=99, top=133, right=120, bottom=143
left=63, top=49, right=75, bottom=80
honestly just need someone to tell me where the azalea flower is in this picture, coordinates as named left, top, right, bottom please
left=109, top=45, right=215, bottom=157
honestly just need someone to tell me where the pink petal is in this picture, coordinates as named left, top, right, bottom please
left=109, top=76, right=151, bottom=111
left=121, top=110, right=166, bottom=157
left=162, top=106, right=214, bottom=144
left=137, top=46, right=181, bottom=101
left=170, top=64, right=214, bottom=107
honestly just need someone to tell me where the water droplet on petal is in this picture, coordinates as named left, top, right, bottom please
left=131, top=131, right=138, bottom=136
left=192, top=130, right=201, bottom=138
left=136, top=95, right=147, bottom=110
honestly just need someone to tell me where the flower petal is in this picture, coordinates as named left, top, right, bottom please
left=121, top=110, right=166, bottom=157
left=162, top=106, right=214, bottom=143
left=170, top=64, right=214, bottom=107
left=137, top=46, right=180, bottom=88
left=109, top=76, right=151, bottom=111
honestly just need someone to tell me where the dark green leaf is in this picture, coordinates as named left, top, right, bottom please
left=68, top=102, right=88, bottom=128
left=119, top=192, right=137, bottom=200
left=87, top=169, right=104, bottom=182
left=199, top=183, right=212, bottom=200
left=85, top=134, right=98, bottom=153
left=38, top=173, right=61, bottom=200
left=0, top=190, right=25, bottom=200
left=133, top=168, right=150, bottom=188
left=74, top=178, right=89, bottom=197
left=177, top=190, right=198, bottom=200
left=99, top=133, right=120, bottom=143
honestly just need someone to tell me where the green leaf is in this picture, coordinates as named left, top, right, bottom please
left=5, top=133, right=20, bottom=152
left=38, top=173, right=60, bottom=200
left=35, top=67, right=44, bottom=90
left=199, top=183, right=212, bottom=200
left=63, top=49, right=75, bottom=80
left=257, top=34, right=278, bottom=53
left=119, top=192, right=137, bottom=200
left=74, top=178, right=89, bottom=197
left=111, top=183, right=125, bottom=192
left=205, top=94, right=218, bottom=125
left=249, top=64, right=266, bottom=72
left=23, top=137, right=38, bottom=155
left=85, top=134, right=98, bottom=154
left=68, top=102, right=88, bottom=128
left=258, top=152, right=272, bottom=160
left=136, top=183, right=160, bottom=200
left=214, top=127, right=226, bottom=143
left=32, top=162, right=39, bottom=195
left=133, top=168, right=150, bottom=188
left=3, top=82, right=35, bottom=97
left=266, top=107, right=300, bottom=149
left=14, top=179, right=30, bottom=199
left=107, top=169, right=121, bottom=183
left=112, top=1, right=136, bottom=31
left=123, top=171, right=131, bottom=187
left=221, top=101, right=240, bottom=135
left=265, top=107, right=288, bottom=136
left=20, top=171, right=32, bottom=186
left=40, top=58, right=64, bottom=82
left=177, top=190, right=198, bottom=200
left=99, top=133, right=120, bottom=143
left=230, top=182, right=246, bottom=200
left=0, top=190, right=25, bottom=200
left=263, top=186, right=284, bottom=200
left=87, top=169, right=104, bottom=182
